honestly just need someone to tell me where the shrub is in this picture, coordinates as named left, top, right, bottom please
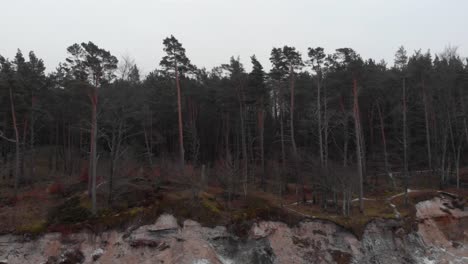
left=79, top=167, right=89, bottom=183
left=48, top=182, right=64, bottom=195
left=47, top=196, right=91, bottom=225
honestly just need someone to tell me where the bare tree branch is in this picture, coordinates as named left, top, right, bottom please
left=0, top=130, right=17, bottom=143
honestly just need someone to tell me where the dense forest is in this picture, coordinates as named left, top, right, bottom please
left=1, top=36, right=467, bottom=216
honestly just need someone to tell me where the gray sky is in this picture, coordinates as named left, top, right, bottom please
left=1, top=0, right=467, bottom=74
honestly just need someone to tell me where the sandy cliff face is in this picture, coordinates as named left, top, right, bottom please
left=0, top=195, right=466, bottom=264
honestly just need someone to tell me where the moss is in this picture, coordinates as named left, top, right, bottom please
left=128, top=206, right=145, bottom=217
left=200, top=194, right=222, bottom=215
left=17, top=220, right=47, bottom=235
left=79, top=195, right=92, bottom=210
left=47, top=196, right=92, bottom=225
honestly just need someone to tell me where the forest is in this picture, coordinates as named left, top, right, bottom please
left=1, top=36, right=467, bottom=223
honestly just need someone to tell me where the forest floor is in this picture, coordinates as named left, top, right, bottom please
left=0, top=164, right=467, bottom=239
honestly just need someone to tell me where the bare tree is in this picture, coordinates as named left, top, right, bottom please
left=352, top=77, right=364, bottom=213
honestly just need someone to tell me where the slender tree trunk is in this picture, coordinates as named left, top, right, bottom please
left=456, top=144, right=461, bottom=189
left=238, top=89, right=248, bottom=197
left=90, top=87, right=98, bottom=215
left=258, top=97, right=265, bottom=190
left=224, top=113, right=230, bottom=161
left=342, top=187, right=347, bottom=216
left=48, top=128, right=53, bottom=172
left=108, top=124, right=116, bottom=204
left=340, top=97, right=349, bottom=167
left=175, top=63, right=185, bottom=170
left=289, top=67, right=298, bottom=157
left=273, top=89, right=278, bottom=123
left=323, top=83, right=329, bottom=168
left=403, top=78, right=409, bottom=204
left=68, top=125, right=72, bottom=176
left=448, top=110, right=457, bottom=185
left=108, top=119, right=123, bottom=204
left=143, top=121, right=153, bottom=167
left=360, top=126, right=367, bottom=184
left=289, top=66, right=303, bottom=202
left=317, top=75, right=324, bottom=166
left=279, top=81, right=286, bottom=172
left=55, top=122, right=59, bottom=173
left=109, top=146, right=115, bottom=204
left=352, top=78, right=364, bottom=213
left=440, top=128, right=448, bottom=189
left=9, top=86, right=20, bottom=195
left=422, top=79, right=432, bottom=170
left=30, top=93, right=35, bottom=182
left=377, top=103, right=395, bottom=189
left=62, top=120, right=67, bottom=173
left=21, top=118, right=27, bottom=182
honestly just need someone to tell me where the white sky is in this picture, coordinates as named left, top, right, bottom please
left=1, top=0, right=467, bottom=74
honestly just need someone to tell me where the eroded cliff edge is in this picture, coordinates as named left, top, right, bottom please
left=0, top=194, right=466, bottom=264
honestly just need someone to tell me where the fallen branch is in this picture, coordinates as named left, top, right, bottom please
left=0, top=130, right=16, bottom=143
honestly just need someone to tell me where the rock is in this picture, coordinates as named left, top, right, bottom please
left=45, top=256, right=59, bottom=264
left=0, top=200, right=467, bottom=264
left=147, top=214, right=179, bottom=232
left=416, top=197, right=449, bottom=219
left=58, top=248, right=85, bottom=264
left=203, top=226, right=228, bottom=240
left=452, top=241, right=462, bottom=248
left=452, top=197, right=466, bottom=210
left=91, top=248, right=104, bottom=261
left=0, top=259, right=7, bottom=264
left=249, top=222, right=278, bottom=239
left=126, top=214, right=179, bottom=249
left=443, top=202, right=455, bottom=209
left=183, top=219, right=201, bottom=229
left=129, top=238, right=168, bottom=250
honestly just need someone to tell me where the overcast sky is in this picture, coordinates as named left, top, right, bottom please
left=1, top=0, right=467, bottom=74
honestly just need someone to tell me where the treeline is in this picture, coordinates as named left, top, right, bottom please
left=1, top=37, right=467, bottom=214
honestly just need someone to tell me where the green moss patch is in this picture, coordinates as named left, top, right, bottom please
left=16, top=220, right=47, bottom=235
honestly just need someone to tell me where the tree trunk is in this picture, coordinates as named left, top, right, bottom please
left=377, top=103, right=395, bottom=189
left=30, top=93, right=35, bottom=182
left=440, top=128, right=448, bottom=189
left=224, top=113, right=230, bottom=161
left=68, top=125, right=73, bottom=176
left=9, top=86, right=20, bottom=195
left=238, top=90, right=248, bottom=197
left=90, top=87, right=98, bottom=215
left=317, top=74, right=324, bottom=166
left=289, top=66, right=304, bottom=202
left=323, top=82, right=329, bottom=168
left=340, top=97, right=349, bottom=167
left=258, top=97, right=265, bottom=190
left=422, top=79, right=432, bottom=170
left=403, top=78, right=409, bottom=205
left=289, top=66, right=298, bottom=157
left=55, top=122, right=59, bottom=173
left=108, top=120, right=121, bottom=204
left=175, top=63, right=185, bottom=170
left=352, top=78, right=364, bottom=213
left=21, top=118, right=27, bottom=183
left=109, top=148, right=115, bottom=204
left=279, top=81, right=286, bottom=172
left=143, top=121, right=153, bottom=167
